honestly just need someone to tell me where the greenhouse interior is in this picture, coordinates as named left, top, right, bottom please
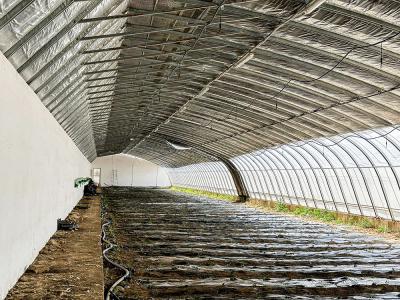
left=1, top=0, right=400, bottom=299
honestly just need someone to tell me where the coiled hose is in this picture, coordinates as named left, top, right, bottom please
left=102, top=221, right=130, bottom=300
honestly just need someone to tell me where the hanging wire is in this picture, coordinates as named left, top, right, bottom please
left=199, top=30, right=400, bottom=133
left=253, top=125, right=400, bottom=158
left=127, top=1, right=400, bottom=165
left=202, top=76, right=400, bottom=158
left=126, top=1, right=226, bottom=150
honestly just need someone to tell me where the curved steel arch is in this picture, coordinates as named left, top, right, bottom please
left=3, top=0, right=400, bottom=163
left=3, top=0, right=400, bottom=220
left=169, top=125, right=400, bottom=221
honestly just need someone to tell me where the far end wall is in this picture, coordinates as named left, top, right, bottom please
left=92, top=154, right=170, bottom=187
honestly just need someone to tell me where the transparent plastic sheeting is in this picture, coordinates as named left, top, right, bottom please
left=169, top=125, right=400, bottom=221
left=168, top=161, right=237, bottom=197
left=0, top=0, right=129, bottom=161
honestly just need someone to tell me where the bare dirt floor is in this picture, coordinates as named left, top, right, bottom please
left=103, top=187, right=400, bottom=300
left=6, top=196, right=104, bottom=300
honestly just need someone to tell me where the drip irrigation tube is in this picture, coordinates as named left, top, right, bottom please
left=102, top=220, right=130, bottom=300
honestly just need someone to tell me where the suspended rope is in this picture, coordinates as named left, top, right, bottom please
left=198, top=30, right=400, bottom=134
left=253, top=125, right=400, bottom=157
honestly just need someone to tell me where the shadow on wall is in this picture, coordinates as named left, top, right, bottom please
left=91, top=154, right=170, bottom=187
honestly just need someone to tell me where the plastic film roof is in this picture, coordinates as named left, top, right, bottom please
left=169, top=125, right=400, bottom=220
left=1, top=0, right=400, bottom=165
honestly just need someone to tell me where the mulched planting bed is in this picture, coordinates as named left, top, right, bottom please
left=103, top=187, right=400, bottom=299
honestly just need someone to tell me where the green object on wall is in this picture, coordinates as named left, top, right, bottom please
left=74, top=177, right=91, bottom=188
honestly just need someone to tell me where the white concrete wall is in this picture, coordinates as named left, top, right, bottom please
left=92, top=154, right=170, bottom=187
left=0, top=52, right=91, bottom=299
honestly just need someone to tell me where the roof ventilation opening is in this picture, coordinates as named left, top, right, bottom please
left=166, top=140, right=192, bottom=150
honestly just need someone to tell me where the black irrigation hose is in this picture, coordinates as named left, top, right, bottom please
left=102, top=220, right=130, bottom=300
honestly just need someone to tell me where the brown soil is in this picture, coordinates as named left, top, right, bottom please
left=6, top=196, right=104, bottom=300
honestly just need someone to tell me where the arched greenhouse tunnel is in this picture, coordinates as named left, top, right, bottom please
left=1, top=0, right=400, bottom=299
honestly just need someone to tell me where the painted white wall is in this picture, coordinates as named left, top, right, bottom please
left=0, top=52, right=91, bottom=299
left=92, top=154, right=171, bottom=187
